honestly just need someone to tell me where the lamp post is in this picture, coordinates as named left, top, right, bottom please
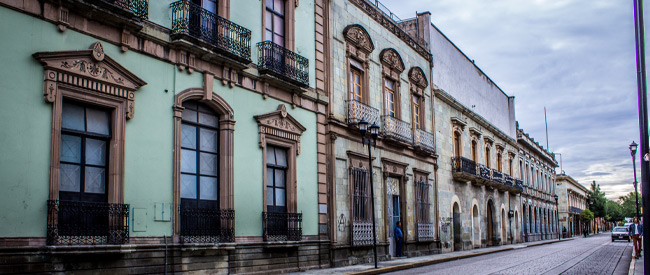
left=630, top=141, right=640, bottom=220
left=554, top=194, right=560, bottom=240
left=358, top=119, right=380, bottom=268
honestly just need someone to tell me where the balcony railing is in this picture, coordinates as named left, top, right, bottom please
left=351, top=221, right=374, bottom=246
left=180, top=207, right=234, bottom=243
left=47, top=200, right=129, bottom=245
left=478, top=165, right=492, bottom=181
left=257, top=41, right=309, bottom=86
left=451, top=157, right=478, bottom=176
left=417, top=223, right=435, bottom=242
left=382, top=116, right=412, bottom=144
left=504, top=175, right=514, bottom=187
left=570, top=206, right=582, bottom=214
left=170, top=0, right=251, bottom=62
left=346, top=100, right=380, bottom=126
left=492, top=169, right=503, bottom=184
left=100, top=0, right=148, bottom=19
left=413, top=128, right=435, bottom=154
left=514, top=179, right=524, bottom=192
left=263, top=212, right=302, bottom=241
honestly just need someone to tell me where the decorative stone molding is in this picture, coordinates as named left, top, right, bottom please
left=380, top=48, right=405, bottom=75
left=344, top=24, right=374, bottom=55
left=381, top=158, right=409, bottom=180
left=469, top=126, right=482, bottom=138
left=34, top=42, right=146, bottom=119
left=255, top=104, right=306, bottom=155
left=451, top=117, right=467, bottom=129
left=483, top=136, right=494, bottom=145
left=408, top=67, right=428, bottom=95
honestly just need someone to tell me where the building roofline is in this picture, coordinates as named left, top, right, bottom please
left=557, top=174, right=589, bottom=193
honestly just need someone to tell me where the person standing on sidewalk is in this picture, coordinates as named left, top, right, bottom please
left=629, top=217, right=643, bottom=259
left=394, top=221, right=403, bottom=257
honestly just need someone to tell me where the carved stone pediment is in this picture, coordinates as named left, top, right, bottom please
left=409, top=67, right=428, bottom=89
left=344, top=24, right=374, bottom=54
left=381, top=158, right=409, bottom=179
left=380, top=48, right=405, bottom=73
left=33, top=42, right=146, bottom=119
left=255, top=104, right=306, bottom=154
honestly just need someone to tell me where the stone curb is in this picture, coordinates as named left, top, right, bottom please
left=629, top=255, right=636, bottom=275
left=346, top=238, right=572, bottom=275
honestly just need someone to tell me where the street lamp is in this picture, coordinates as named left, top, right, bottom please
left=358, top=119, right=380, bottom=268
left=554, top=194, right=560, bottom=240
left=630, top=141, right=640, bottom=220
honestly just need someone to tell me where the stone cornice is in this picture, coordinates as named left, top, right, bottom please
left=347, top=0, right=432, bottom=62
left=516, top=127, right=557, bottom=167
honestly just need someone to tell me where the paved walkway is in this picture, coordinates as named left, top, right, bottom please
left=630, top=245, right=644, bottom=275
left=293, top=238, right=572, bottom=275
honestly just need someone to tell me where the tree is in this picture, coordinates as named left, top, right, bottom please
left=619, top=192, right=642, bottom=218
left=605, top=200, right=624, bottom=223
left=587, top=181, right=607, bottom=218
left=580, top=209, right=594, bottom=223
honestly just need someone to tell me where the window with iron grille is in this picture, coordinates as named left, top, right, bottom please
left=351, top=167, right=370, bottom=222
left=415, top=178, right=431, bottom=224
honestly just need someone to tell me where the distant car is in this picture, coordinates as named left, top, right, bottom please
left=612, top=226, right=630, bottom=242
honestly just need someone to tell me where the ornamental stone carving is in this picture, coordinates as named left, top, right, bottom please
left=409, top=67, right=428, bottom=88
left=343, top=24, right=374, bottom=54
left=255, top=104, right=306, bottom=154
left=380, top=48, right=405, bottom=73
left=33, top=42, right=146, bottom=119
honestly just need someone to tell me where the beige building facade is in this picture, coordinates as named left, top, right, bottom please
left=517, top=128, right=559, bottom=242
left=556, top=174, right=588, bottom=237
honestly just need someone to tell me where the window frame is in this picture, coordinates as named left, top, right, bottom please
left=261, top=0, right=296, bottom=50
left=348, top=58, right=367, bottom=103
left=384, top=78, right=399, bottom=118
left=343, top=25, right=374, bottom=105
left=265, top=145, right=289, bottom=212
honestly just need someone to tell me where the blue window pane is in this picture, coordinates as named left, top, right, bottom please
left=62, top=102, right=85, bottom=131
left=85, top=138, right=106, bottom=166
left=275, top=188, right=286, bottom=206
left=181, top=174, right=197, bottom=199
left=60, top=135, right=81, bottom=163
left=181, top=124, right=197, bottom=149
left=199, top=152, right=218, bottom=176
left=200, top=176, right=218, bottom=200
left=86, top=107, right=110, bottom=135
left=84, top=167, right=106, bottom=194
left=199, top=128, right=218, bottom=153
left=60, top=164, right=81, bottom=192
left=181, top=149, right=197, bottom=173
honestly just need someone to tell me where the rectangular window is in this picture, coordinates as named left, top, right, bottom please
left=266, top=145, right=288, bottom=213
left=384, top=79, right=396, bottom=117
left=60, top=101, right=111, bottom=203
left=265, top=0, right=285, bottom=46
left=415, top=179, right=430, bottom=223
left=351, top=167, right=370, bottom=222
left=412, top=95, right=421, bottom=129
left=350, top=67, right=363, bottom=102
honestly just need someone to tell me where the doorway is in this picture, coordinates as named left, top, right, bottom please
left=386, top=177, right=401, bottom=257
left=472, top=205, right=480, bottom=247
left=453, top=202, right=462, bottom=251
left=501, top=209, right=506, bottom=245
left=487, top=200, right=494, bottom=246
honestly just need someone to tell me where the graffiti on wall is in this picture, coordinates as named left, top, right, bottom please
left=440, top=217, right=452, bottom=234
left=338, top=213, right=347, bottom=232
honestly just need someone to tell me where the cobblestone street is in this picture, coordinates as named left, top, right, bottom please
left=387, top=234, right=633, bottom=275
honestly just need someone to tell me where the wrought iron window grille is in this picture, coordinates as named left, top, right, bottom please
left=180, top=206, right=235, bottom=243
left=47, top=200, right=129, bottom=245
left=257, top=41, right=309, bottom=86
left=262, top=212, right=302, bottom=242
left=170, top=0, right=252, bottom=62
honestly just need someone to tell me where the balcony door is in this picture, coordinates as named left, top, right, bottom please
left=190, top=0, right=218, bottom=41
left=264, top=0, right=286, bottom=72
left=266, top=145, right=288, bottom=214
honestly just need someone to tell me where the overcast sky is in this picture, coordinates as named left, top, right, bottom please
left=380, top=0, right=642, bottom=200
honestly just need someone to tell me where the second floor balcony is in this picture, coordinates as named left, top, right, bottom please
left=492, top=169, right=503, bottom=184
left=257, top=41, right=309, bottom=87
left=170, top=0, right=252, bottom=64
left=382, top=116, right=412, bottom=144
left=478, top=164, right=492, bottom=182
left=263, top=212, right=302, bottom=242
left=452, top=157, right=478, bottom=182
left=100, top=0, right=148, bottom=19
left=346, top=100, right=380, bottom=126
left=47, top=200, right=129, bottom=245
left=514, top=179, right=524, bottom=193
left=413, top=128, right=435, bottom=155
left=570, top=206, right=582, bottom=214
left=180, top=207, right=235, bottom=243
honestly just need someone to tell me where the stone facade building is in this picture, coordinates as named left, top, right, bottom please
left=556, top=174, right=588, bottom=237
left=323, top=0, right=437, bottom=266
left=517, top=127, right=559, bottom=242
left=0, top=0, right=331, bottom=273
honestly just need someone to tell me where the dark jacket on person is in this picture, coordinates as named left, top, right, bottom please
left=629, top=223, right=644, bottom=236
left=394, top=226, right=403, bottom=239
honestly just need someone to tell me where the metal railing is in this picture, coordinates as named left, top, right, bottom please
left=492, top=169, right=503, bottom=184
left=257, top=41, right=309, bottom=86
left=100, top=0, right=148, bottom=19
left=514, top=179, right=524, bottom=191
left=570, top=206, right=582, bottom=214
left=504, top=175, right=514, bottom=187
left=451, top=157, right=478, bottom=176
left=417, top=223, right=435, bottom=242
left=365, top=0, right=402, bottom=22
left=180, top=207, right=234, bottom=243
left=478, top=165, right=492, bottom=181
left=382, top=116, right=412, bottom=144
left=413, top=128, right=435, bottom=153
left=346, top=100, right=380, bottom=126
left=351, top=221, right=374, bottom=246
left=170, top=0, right=251, bottom=62
left=47, top=200, right=129, bottom=245
left=263, top=212, right=302, bottom=241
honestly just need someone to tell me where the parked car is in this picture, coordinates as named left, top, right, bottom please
left=612, top=226, right=630, bottom=242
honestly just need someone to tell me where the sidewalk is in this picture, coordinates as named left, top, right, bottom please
left=630, top=248, right=644, bottom=275
left=295, top=238, right=572, bottom=275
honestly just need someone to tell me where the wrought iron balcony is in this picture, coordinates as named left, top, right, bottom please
left=492, top=169, right=503, bottom=184
left=47, top=200, right=129, bottom=245
left=257, top=41, right=309, bottom=86
left=180, top=207, right=234, bottom=243
left=263, top=212, right=302, bottom=241
left=504, top=175, right=514, bottom=187
left=514, top=179, right=524, bottom=193
left=417, top=223, right=435, bottom=242
left=451, top=157, right=478, bottom=182
left=413, top=128, right=435, bottom=154
left=351, top=221, right=374, bottom=246
left=99, top=0, right=148, bottom=19
left=346, top=100, right=380, bottom=126
left=570, top=206, right=582, bottom=214
left=382, top=116, right=412, bottom=144
left=478, top=164, right=492, bottom=181
left=170, top=0, right=251, bottom=63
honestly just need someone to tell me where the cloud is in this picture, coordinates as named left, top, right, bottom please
left=379, top=0, right=640, bottom=200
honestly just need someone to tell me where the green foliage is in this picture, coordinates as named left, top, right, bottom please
left=588, top=181, right=607, bottom=218
left=580, top=209, right=594, bottom=222
left=619, top=192, right=642, bottom=218
left=605, top=200, right=624, bottom=223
